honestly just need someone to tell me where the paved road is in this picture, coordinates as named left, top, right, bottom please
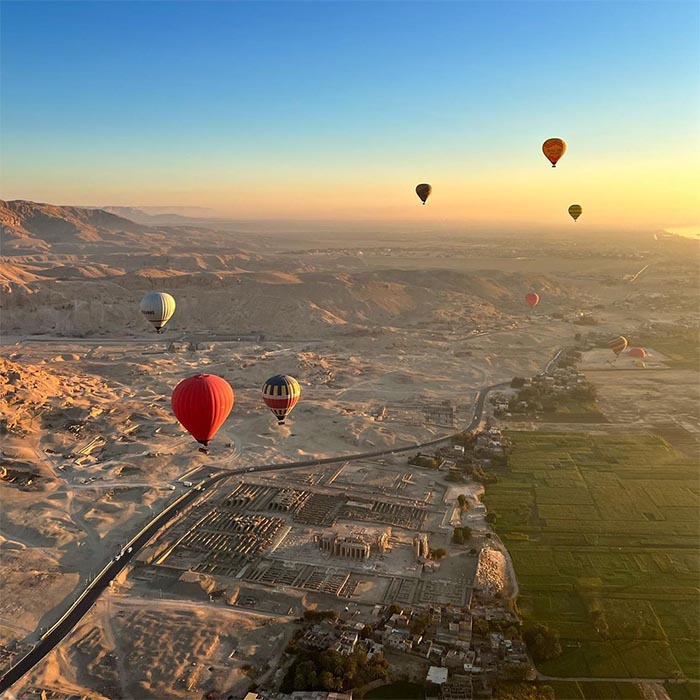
left=0, top=354, right=550, bottom=693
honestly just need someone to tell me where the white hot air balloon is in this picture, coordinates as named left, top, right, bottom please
left=140, top=292, right=176, bottom=333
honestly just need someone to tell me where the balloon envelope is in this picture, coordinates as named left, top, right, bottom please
left=262, top=374, right=301, bottom=425
left=171, top=374, right=234, bottom=446
left=628, top=347, right=646, bottom=359
left=568, top=204, right=583, bottom=221
left=608, top=335, right=628, bottom=356
left=525, top=292, right=540, bottom=308
left=415, top=183, right=432, bottom=204
left=542, top=138, right=566, bottom=167
left=140, top=292, right=176, bottom=333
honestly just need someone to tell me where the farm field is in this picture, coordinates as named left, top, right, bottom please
left=634, top=328, right=699, bottom=370
left=483, top=432, right=699, bottom=680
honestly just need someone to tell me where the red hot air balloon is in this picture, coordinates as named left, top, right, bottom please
left=628, top=347, right=647, bottom=359
left=525, top=292, right=540, bottom=309
left=171, top=374, right=234, bottom=446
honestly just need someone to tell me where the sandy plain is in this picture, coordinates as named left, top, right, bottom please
left=1, top=202, right=697, bottom=698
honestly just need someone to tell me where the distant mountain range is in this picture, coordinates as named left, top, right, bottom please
left=100, top=206, right=213, bottom=225
left=0, top=199, right=160, bottom=252
left=0, top=199, right=256, bottom=254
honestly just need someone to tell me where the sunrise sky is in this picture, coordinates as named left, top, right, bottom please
left=1, top=0, right=698, bottom=229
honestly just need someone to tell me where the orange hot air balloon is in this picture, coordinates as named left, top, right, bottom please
left=542, top=138, right=566, bottom=167
left=628, top=347, right=647, bottom=359
left=171, top=374, right=234, bottom=446
left=416, top=183, right=432, bottom=205
left=525, top=292, right=540, bottom=308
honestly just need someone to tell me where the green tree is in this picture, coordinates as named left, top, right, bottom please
left=319, top=671, right=335, bottom=691
left=523, top=624, right=562, bottom=662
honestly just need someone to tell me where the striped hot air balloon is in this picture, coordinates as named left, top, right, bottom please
left=262, top=374, right=301, bottom=425
left=140, top=292, right=176, bottom=333
left=608, top=335, right=628, bottom=357
left=171, top=374, right=234, bottom=446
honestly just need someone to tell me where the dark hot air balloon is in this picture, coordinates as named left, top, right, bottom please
left=568, top=204, right=582, bottom=222
left=415, top=183, right=432, bottom=205
left=525, top=292, right=540, bottom=309
left=262, top=374, right=301, bottom=425
left=171, top=374, right=234, bottom=446
left=542, top=138, right=566, bottom=167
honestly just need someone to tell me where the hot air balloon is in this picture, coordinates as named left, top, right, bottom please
left=140, top=292, right=176, bottom=333
left=608, top=335, right=628, bottom=357
left=262, top=374, right=301, bottom=425
left=171, top=374, right=234, bottom=446
left=525, top=292, right=540, bottom=309
left=542, top=138, right=566, bottom=167
left=568, top=204, right=582, bottom=222
left=416, top=183, right=432, bottom=205
left=628, top=347, right=647, bottom=359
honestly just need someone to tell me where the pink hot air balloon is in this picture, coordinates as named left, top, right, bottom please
left=628, top=347, right=647, bottom=359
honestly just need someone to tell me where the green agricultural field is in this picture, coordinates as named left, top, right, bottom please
left=634, top=329, right=700, bottom=370
left=549, top=680, right=647, bottom=700
left=664, top=682, right=700, bottom=700
left=483, top=432, right=699, bottom=680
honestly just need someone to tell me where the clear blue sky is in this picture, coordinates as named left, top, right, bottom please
left=1, top=0, right=698, bottom=226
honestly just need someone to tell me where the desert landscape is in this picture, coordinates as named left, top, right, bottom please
left=1, top=198, right=698, bottom=699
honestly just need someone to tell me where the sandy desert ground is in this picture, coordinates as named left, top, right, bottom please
left=1, top=200, right=698, bottom=698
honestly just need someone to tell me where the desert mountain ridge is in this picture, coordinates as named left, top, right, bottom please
left=0, top=199, right=260, bottom=255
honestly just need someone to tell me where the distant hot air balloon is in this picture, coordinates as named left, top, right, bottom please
left=140, top=292, right=176, bottom=333
left=525, top=292, right=540, bottom=309
left=608, top=335, right=628, bottom=357
left=171, top=374, right=234, bottom=446
left=628, top=347, right=647, bottom=359
left=542, top=138, right=566, bottom=167
left=416, top=183, right=432, bottom=205
left=262, top=374, right=301, bottom=425
left=568, top=204, right=583, bottom=222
